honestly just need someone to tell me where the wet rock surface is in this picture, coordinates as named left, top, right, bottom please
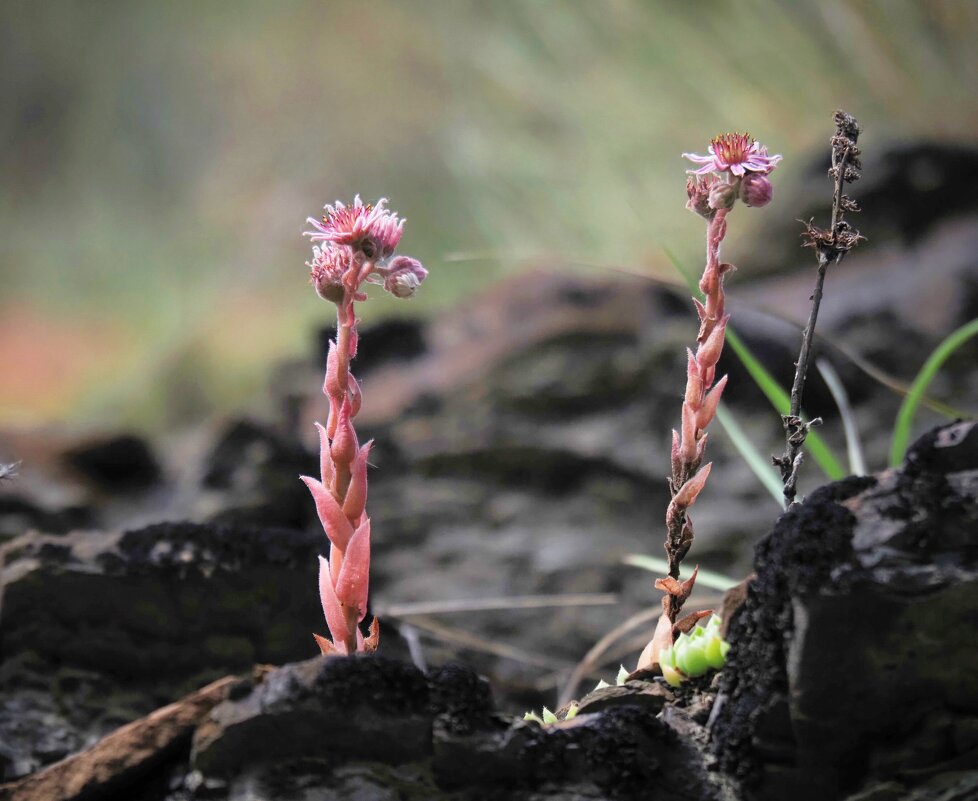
left=0, top=522, right=326, bottom=779
left=713, top=421, right=978, bottom=801
left=185, top=658, right=728, bottom=801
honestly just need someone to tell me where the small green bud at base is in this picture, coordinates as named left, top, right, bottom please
left=658, top=614, right=731, bottom=685
left=662, top=662, right=684, bottom=688
left=705, top=636, right=725, bottom=669
left=680, top=641, right=710, bottom=677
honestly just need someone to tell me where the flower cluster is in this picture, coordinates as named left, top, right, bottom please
left=684, top=132, right=781, bottom=216
left=637, top=134, right=780, bottom=674
left=301, top=196, right=427, bottom=656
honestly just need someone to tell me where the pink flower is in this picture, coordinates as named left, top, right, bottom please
left=740, top=172, right=774, bottom=207
left=306, top=195, right=405, bottom=260
left=686, top=176, right=719, bottom=218
left=381, top=255, right=428, bottom=299
left=307, top=245, right=351, bottom=303
left=683, top=133, right=782, bottom=177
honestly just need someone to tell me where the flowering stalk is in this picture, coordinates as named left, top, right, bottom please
left=301, top=196, right=427, bottom=656
left=775, top=110, right=863, bottom=505
left=637, top=134, right=781, bottom=672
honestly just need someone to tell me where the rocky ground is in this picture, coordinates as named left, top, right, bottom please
left=0, top=142, right=976, bottom=798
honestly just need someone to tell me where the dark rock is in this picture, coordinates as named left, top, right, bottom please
left=416, top=445, right=648, bottom=496
left=319, top=317, right=427, bottom=375
left=575, top=681, right=672, bottom=717
left=192, top=656, right=432, bottom=777
left=0, top=675, right=236, bottom=801
left=201, top=420, right=316, bottom=529
left=490, top=330, right=647, bottom=415
left=181, top=654, right=735, bottom=800
left=1, top=522, right=325, bottom=681
left=713, top=422, right=978, bottom=800
left=427, top=663, right=496, bottom=734
left=0, top=520, right=329, bottom=778
left=0, top=495, right=94, bottom=541
left=63, top=434, right=161, bottom=492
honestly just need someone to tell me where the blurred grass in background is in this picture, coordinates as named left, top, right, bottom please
left=2, top=0, right=976, bottom=428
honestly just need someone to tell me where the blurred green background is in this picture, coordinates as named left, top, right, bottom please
left=2, top=0, right=976, bottom=428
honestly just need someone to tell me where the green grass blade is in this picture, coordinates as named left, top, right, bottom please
left=714, top=402, right=786, bottom=508
left=816, top=358, right=867, bottom=475
left=889, top=317, right=978, bottom=467
left=623, top=555, right=740, bottom=592
left=724, top=328, right=845, bottom=480
left=663, top=248, right=846, bottom=481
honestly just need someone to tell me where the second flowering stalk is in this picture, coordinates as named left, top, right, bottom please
left=301, top=196, right=427, bottom=656
left=637, top=134, right=781, bottom=673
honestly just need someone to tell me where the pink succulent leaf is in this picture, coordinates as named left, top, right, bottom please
left=335, top=519, right=371, bottom=620
left=314, top=422, right=334, bottom=487
left=700, top=363, right=716, bottom=391
left=684, top=349, right=703, bottom=407
left=695, top=432, right=709, bottom=462
left=363, top=617, right=381, bottom=653
left=330, top=399, right=359, bottom=468
left=301, top=476, right=354, bottom=550
left=342, top=440, right=373, bottom=521
left=670, top=429, right=682, bottom=478
left=329, top=541, right=343, bottom=586
left=318, top=555, right=350, bottom=655
left=324, top=340, right=342, bottom=400
left=696, top=314, right=730, bottom=369
left=348, top=375, right=362, bottom=417
left=696, top=375, right=728, bottom=431
left=674, top=464, right=713, bottom=509
left=636, top=609, right=675, bottom=671
left=680, top=403, right=698, bottom=465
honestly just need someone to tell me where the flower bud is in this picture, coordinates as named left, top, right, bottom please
left=740, top=172, right=773, bottom=207
left=308, top=245, right=348, bottom=304
left=708, top=181, right=738, bottom=211
left=686, top=178, right=714, bottom=219
left=383, top=256, right=428, bottom=299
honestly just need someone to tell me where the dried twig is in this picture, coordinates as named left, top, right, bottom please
left=774, top=110, right=863, bottom=505
left=386, top=614, right=573, bottom=672
left=376, top=593, right=617, bottom=618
